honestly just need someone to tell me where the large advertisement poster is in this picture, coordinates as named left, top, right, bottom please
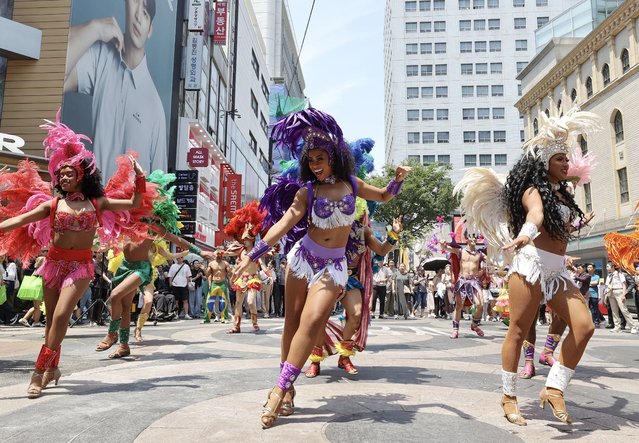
left=62, top=0, right=180, bottom=181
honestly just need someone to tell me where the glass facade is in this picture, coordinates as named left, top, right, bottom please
left=0, top=0, right=15, bottom=121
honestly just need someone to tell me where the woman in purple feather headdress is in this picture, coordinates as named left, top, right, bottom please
left=231, top=108, right=410, bottom=429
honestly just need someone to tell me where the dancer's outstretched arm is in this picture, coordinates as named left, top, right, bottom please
left=98, top=156, right=145, bottom=212
left=365, top=217, right=402, bottom=256
left=0, top=200, right=51, bottom=232
left=356, top=166, right=411, bottom=203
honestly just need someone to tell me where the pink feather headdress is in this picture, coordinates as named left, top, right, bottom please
left=567, top=147, right=596, bottom=187
left=40, top=109, right=96, bottom=185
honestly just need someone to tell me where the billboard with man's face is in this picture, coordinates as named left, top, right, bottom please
left=62, top=0, right=181, bottom=181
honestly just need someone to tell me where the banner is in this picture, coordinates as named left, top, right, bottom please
left=225, top=174, right=241, bottom=218
left=188, top=0, right=204, bottom=31
left=186, top=33, right=203, bottom=90
left=213, top=1, right=228, bottom=45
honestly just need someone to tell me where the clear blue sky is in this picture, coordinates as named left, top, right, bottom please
left=288, top=0, right=386, bottom=172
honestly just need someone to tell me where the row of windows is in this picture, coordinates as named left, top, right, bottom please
left=461, top=84, right=512, bottom=97
left=407, top=109, right=450, bottom=120
left=462, top=130, right=506, bottom=143
left=406, top=42, right=447, bottom=54
left=460, top=62, right=503, bottom=74
left=458, top=0, right=501, bottom=8
left=407, top=86, right=450, bottom=98
left=582, top=50, right=631, bottom=99
left=405, top=1, right=446, bottom=12
left=407, top=107, right=505, bottom=120
left=407, top=85, right=505, bottom=98
left=405, top=153, right=508, bottom=167
left=407, top=154, right=451, bottom=165
left=460, top=40, right=504, bottom=53
left=405, top=0, right=549, bottom=13
left=407, top=64, right=448, bottom=76
left=407, top=131, right=507, bottom=144
left=408, top=132, right=450, bottom=143
left=459, top=17, right=547, bottom=31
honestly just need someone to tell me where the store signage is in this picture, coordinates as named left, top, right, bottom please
left=175, top=169, right=199, bottom=183
left=179, top=207, right=198, bottom=222
left=213, top=1, right=228, bottom=45
left=175, top=196, right=197, bottom=208
left=181, top=222, right=196, bottom=236
left=186, top=33, right=203, bottom=90
left=187, top=147, right=209, bottom=167
left=188, top=0, right=204, bottom=31
left=224, top=173, right=241, bottom=218
left=175, top=182, right=198, bottom=196
left=0, top=132, right=26, bottom=154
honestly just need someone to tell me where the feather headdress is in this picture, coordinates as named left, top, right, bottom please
left=566, top=147, right=597, bottom=187
left=522, top=105, right=600, bottom=168
left=224, top=201, right=266, bottom=242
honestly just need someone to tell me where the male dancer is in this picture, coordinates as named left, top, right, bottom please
left=204, top=248, right=231, bottom=323
left=441, top=233, right=486, bottom=338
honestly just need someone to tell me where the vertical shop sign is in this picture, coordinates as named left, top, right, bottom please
left=225, top=174, right=242, bottom=218
left=213, top=1, right=227, bottom=45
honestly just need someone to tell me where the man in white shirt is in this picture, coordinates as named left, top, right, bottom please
left=63, top=0, right=167, bottom=180
left=605, top=262, right=638, bottom=334
left=168, top=257, right=193, bottom=320
left=372, top=261, right=393, bottom=319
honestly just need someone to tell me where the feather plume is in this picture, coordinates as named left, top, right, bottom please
left=603, top=231, right=639, bottom=275
left=259, top=177, right=307, bottom=253
left=453, top=167, right=511, bottom=248
left=567, top=148, right=596, bottom=186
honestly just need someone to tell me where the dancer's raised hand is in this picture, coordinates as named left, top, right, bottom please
left=231, top=255, right=252, bottom=282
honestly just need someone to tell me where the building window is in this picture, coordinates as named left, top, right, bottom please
left=477, top=108, right=490, bottom=119
left=251, top=50, right=259, bottom=78
left=583, top=183, right=593, bottom=212
left=494, top=154, right=507, bottom=166
left=621, top=48, right=630, bottom=73
left=433, top=0, right=445, bottom=10
left=408, top=155, right=421, bottom=163
left=464, top=155, right=477, bottom=166
left=408, top=132, right=420, bottom=144
left=533, top=118, right=539, bottom=135
left=491, top=85, right=504, bottom=96
left=493, top=107, right=505, bottom=119
left=460, top=20, right=471, bottom=31
left=487, top=0, right=499, bottom=7
left=489, top=40, right=501, bottom=52
left=461, top=63, right=473, bottom=75
left=516, top=61, right=527, bottom=73
left=514, top=17, right=526, bottom=29
left=618, top=167, right=629, bottom=203
left=490, top=62, right=502, bottom=74
left=407, top=65, right=419, bottom=76
left=406, top=43, right=418, bottom=55
left=420, top=21, right=432, bottom=32
left=261, top=76, right=270, bottom=101
left=438, top=154, right=451, bottom=164
left=602, top=63, right=611, bottom=86
left=537, top=16, right=549, bottom=28
left=478, top=131, right=491, bottom=142
left=480, top=154, right=492, bottom=166
left=585, top=76, right=593, bottom=97
left=513, top=0, right=524, bottom=6
left=422, top=86, right=434, bottom=98
left=614, top=111, right=624, bottom=143
left=406, top=22, right=418, bottom=32
left=407, top=87, right=419, bottom=98
left=407, top=109, right=420, bottom=121
left=461, top=41, right=472, bottom=53
left=488, top=19, right=500, bottom=30
left=579, top=135, right=588, bottom=154
left=459, top=0, right=471, bottom=9
left=436, top=86, right=448, bottom=97
left=420, top=0, right=432, bottom=10
left=437, top=132, right=450, bottom=143
left=477, top=85, right=489, bottom=96
left=570, top=88, right=577, bottom=102
left=494, top=130, right=506, bottom=142
left=462, top=86, right=474, bottom=97
left=515, top=39, right=528, bottom=51
left=422, top=109, right=434, bottom=120
left=423, top=155, right=436, bottom=164
left=473, top=0, right=485, bottom=8
left=435, top=42, right=447, bottom=53
left=474, top=19, right=486, bottom=30
left=437, top=109, right=449, bottom=120
left=434, top=21, right=446, bottom=32
left=250, top=90, right=258, bottom=116
left=475, top=41, right=487, bottom=53
left=249, top=131, right=258, bottom=153
left=405, top=1, right=417, bottom=12
left=435, top=64, right=448, bottom=75
left=420, top=43, right=433, bottom=54
left=536, top=0, right=548, bottom=6
left=520, top=130, right=525, bottom=142
left=476, top=63, right=488, bottom=74
left=463, top=108, right=475, bottom=120
left=423, top=132, right=435, bottom=143
left=464, top=131, right=476, bottom=143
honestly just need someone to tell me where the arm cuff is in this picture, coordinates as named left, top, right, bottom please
left=135, top=174, right=146, bottom=193
left=386, top=178, right=404, bottom=196
left=518, top=222, right=538, bottom=241
left=188, top=244, right=202, bottom=255
left=247, top=239, right=270, bottom=262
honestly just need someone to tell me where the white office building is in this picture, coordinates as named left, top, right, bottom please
left=383, top=0, right=582, bottom=182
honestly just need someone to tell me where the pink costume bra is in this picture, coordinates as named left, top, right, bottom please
left=54, top=211, right=97, bottom=233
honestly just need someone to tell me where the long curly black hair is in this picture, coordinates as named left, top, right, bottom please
left=299, top=135, right=354, bottom=183
left=504, top=155, right=584, bottom=242
left=53, top=158, right=105, bottom=199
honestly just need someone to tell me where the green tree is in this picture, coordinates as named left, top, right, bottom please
left=368, top=161, right=458, bottom=245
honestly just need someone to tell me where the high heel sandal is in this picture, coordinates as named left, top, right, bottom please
left=27, top=370, right=45, bottom=399
left=501, top=395, right=527, bottom=426
left=96, top=332, right=118, bottom=351
left=338, top=356, right=359, bottom=375
left=279, top=387, right=296, bottom=417
left=108, top=344, right=131, bottom=359
left=539, top=387, right=572, bottom=424
left=42, top=368, right=61, bottom=388
left=134, top=327, right=143, bottom=343
left=518, top=361, right=535, bottom=379
left=305, top=362, right=320, bottom=378
left=261, top=388, right=284, bottom=429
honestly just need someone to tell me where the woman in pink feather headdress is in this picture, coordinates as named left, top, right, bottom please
left=0, top=111, right=153, bottom=399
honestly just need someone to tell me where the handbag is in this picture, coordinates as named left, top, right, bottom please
left=188, top=281, right=196, bottom=292
left=17, top=275, right=44, bottom=301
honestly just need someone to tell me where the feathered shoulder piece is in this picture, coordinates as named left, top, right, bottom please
left=146, top=170, right=180, bottom=235
left=350, top=138, right=375, bottom=179
left=259, top=176, right=307, bottom=252
left=453, top=167, right=511, bottom=248
left=40, top=109, right=96, bottom=184
left=522, top=106, right=600, bottom=167
left=603, top=231, right=639, bottom=275
left=224, top=201, right=266, bottom=242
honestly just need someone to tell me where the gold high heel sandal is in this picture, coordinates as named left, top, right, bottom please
left=27, top=370, right=45, bottom=399
left=501, top=395, right=527, bottom=426
left=540, top=387, right=572, bottom=424
left=261, top=389, right=284, bottom=429
left=280, top=387, right=296, bottom=417
left=41, top=368, right=61, bottom=388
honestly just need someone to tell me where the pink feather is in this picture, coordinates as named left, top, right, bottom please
left=567, top=149, right=596, bottom=186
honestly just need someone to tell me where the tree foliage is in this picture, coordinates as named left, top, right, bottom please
left=368, top=160, right=458, bottom=245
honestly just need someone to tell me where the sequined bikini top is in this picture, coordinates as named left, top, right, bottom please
left=54, top=211, right=97, bottom=233
left=558, top=204, right=571, bottom=224
left=309, top=177, right=358, bottom=229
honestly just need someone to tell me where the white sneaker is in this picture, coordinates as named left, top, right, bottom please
left=610, top=326, right=621, bottom=333
left=631, top=327, right=638, bottom=335
left=18, top=318, right=30, bottom=327
left=32, top=322, right=44, bottom=327
left=184, top=315, right=193, bottom=320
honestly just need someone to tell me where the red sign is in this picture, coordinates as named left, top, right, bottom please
left=187, top=147, right=209, bottom=167
left=213, top=1, right=227, bottom=45
left=225, top=173, right=242, bottom=218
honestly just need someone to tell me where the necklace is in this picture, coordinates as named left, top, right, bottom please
left=321, top=175, right=337, bottom=184
left=550, top=182, right=560, bottom=192
left=464, top=248, right=478, bottom=255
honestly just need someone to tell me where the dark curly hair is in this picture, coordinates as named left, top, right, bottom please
left=54, top=158, right=105, bottom=199
left=299, top=142, right=354, bottom=184
left=504, top=155, right=584, bottom=242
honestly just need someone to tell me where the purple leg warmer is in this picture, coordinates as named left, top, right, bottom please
left=523, top=340, right=535, bottom=360
left=277, top=361, right=301, bottom=392
left=452, top=320, right=460, bottom=330
left=544, top=334, right=560, bottom=352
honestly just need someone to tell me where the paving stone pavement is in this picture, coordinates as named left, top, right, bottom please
left=1, top=316, right=638, bottom=442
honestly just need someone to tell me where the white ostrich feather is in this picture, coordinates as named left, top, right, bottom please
left=453, top=167, right=512, bottom=248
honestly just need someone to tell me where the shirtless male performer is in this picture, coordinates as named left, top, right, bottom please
left=204, top=248, right=232, bottom=324
left=440, top=233, right=486, bottom=339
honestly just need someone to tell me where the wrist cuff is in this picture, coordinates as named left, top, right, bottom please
left=188, top=244, right=202, bottom=255
left=387, top=178, right=403, bottom=196
left=518, top=222, right=538, bottom=241
left=135, top=174, right=146, bottom=193
left=247, top=239, right=270, bottom=262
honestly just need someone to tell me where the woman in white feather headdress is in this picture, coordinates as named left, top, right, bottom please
left=455, top=106, right=599, bottom=427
